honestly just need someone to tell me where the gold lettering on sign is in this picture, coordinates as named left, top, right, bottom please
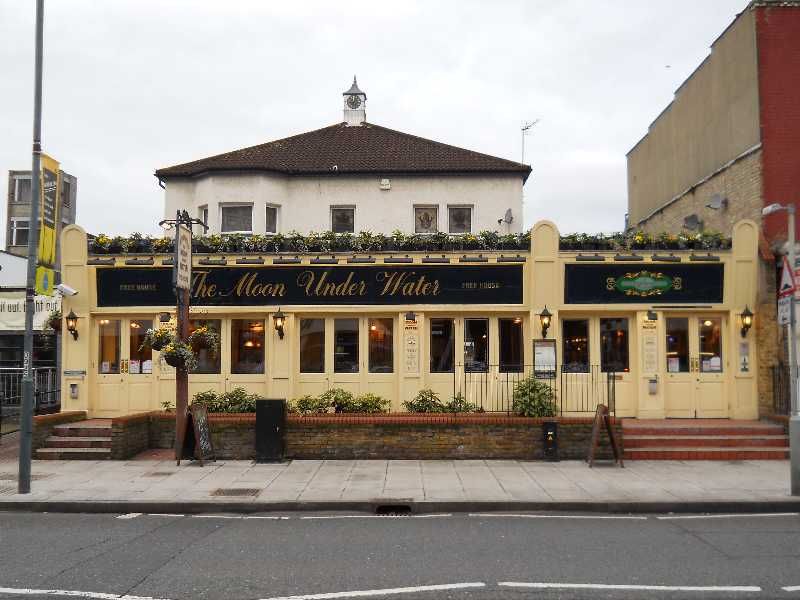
left=376, top=272, right=441, bottom=297
left=191, top=270, right=217, bottom=298
left=296, top=271, right=367, bottom=297
left=232, top=272, right=286, bottom=298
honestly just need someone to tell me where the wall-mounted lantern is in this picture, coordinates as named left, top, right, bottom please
left=740, top=305, right=754, bottom=338
left=273, top=308, right=286, bottom=340
left=539, top=306, right=552, bottom=338
left=65, top=310, right=79, bottom=341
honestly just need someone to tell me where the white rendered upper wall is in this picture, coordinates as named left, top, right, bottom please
left=164, top=172, right=523, bottom=235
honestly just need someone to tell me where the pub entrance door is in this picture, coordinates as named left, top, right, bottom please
left=664, top=315, right=727, bottom=418
left=94, top=317, right=157, bottom=416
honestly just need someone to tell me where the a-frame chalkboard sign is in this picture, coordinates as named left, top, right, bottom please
left=180, top=403, right=215, bottom=466
left=586, top=404, right=623, bottom=468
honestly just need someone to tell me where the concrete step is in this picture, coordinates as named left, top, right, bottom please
left=45, top=436, right=112, bottom=449
left=621, top=425, right=784, bottom=437
left=625, top=435, right=788, bottom=448
left=623, top=447, right=789, bottom=460
left=52, top=423, right=112, bottom=438
left=35, top=447, right=111, bottom=460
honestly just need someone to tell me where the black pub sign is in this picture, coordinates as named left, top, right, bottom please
left=564, top=263, right=724, bottom=304
left=97, top=264, right=524, bottom=307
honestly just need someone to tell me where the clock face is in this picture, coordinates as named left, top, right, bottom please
left=346, top=95, right=362, bottom=109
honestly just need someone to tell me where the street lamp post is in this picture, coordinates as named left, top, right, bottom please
left=763, top=202, right=799, bottom=495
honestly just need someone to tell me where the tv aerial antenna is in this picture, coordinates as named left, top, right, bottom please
left=521, top=119, right=540, bottom=165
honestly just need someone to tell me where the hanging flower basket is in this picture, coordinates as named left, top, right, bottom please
left=46, top=310, right=62, bottom=333
left=140, top=328, right=175, bottom=352
left=187, top=326, right=220, bottom=357
left=162, top=341, right=197, bottom=371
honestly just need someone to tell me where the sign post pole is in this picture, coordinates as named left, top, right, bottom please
left=17, top=0, right=44, bottom=494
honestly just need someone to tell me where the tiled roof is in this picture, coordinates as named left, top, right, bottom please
left=155, top=123, right=531, bottom=181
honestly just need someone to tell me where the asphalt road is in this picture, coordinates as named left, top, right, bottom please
left=1, top=511, right=799, bottom=600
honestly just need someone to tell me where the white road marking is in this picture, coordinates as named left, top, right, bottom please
left=192, top=514, right=243, bottom=519
left=147, top=514, right=183, bottom=518
left=0, top=586, right=172, bottom=600
left=299, top=514, right=451, bottom=520
left=115, top=513, right=142, bottom=520
left=244, top=515, right=291, bottom=520
left=469, top=513, right=647, bottom=520
left=260, top=582, right=486, bottom=600
left=782, top=585, right=800, bottom=592
left=498, top=582, right=761, bottom=593
left=657, top=513, right=799, bottom=520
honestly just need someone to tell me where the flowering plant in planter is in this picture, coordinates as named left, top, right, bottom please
left=139, top=328, right=175, bottom=352
left=161, top=341, right=197, bottom=371
left=187, top=326, right=220, bottom=357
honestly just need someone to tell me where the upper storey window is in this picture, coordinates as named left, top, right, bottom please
left=331, top=206, right=355, bottom=233
left=265, top=205, right=278, bottom=234
left=220, top=203, right=253, bottom=233
left=448, top=206, right=472, bottom=234
left=415, top=206, right=438, bottom=234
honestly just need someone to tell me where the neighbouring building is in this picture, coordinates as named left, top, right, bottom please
left=6, top=169, right=77, bottom=261
left=155, top=78, right=529, bottom=236
left=626, top=0, right=800, bottom=416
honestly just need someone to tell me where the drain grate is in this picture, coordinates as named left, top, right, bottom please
left=143, top=472, right=175, bottom=477
left=211, top=488, right=260, bottom=497
left=0, top=486, right=17, bottom=495
left=0, top=473, right=51, bottom=481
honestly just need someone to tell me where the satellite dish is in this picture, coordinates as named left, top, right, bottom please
left=503, top=209, right=514, bottom=224
left=683, top=214, right=703, bottom=231
left=706, top=194, right=728, bottom=210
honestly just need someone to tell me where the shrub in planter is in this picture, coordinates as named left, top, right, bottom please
left=162, top=341, right=197, bottom=371
left=512, top=375, right=557, bottom=417
left=320, top=388, right=356, bottom=413
left=443, top=392, right=481, bottom=413
left=403, top=388, right=444, bottom=413
left=187, top=326, right=220, bottom=357
left=292, top=394, right=333, bottom=415
left=352, top=393, right=390, bottom=413
left=191, top=387, right=260, bottom=413
left=139, top=328, right=175, bottom=352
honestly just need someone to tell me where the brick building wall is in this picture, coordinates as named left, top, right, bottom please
left=633, top=150, right=778, bottom=415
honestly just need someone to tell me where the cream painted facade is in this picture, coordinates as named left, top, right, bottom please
left=59, top=220, right=760, bottom=420
left=163, top=172, right=523, bottom=236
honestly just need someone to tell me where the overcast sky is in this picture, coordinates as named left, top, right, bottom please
left=1, top=0, right=746, bottom=239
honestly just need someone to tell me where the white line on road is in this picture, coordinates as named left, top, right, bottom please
left=498, top=582, right=761, bottom=593
left=782, top=585, right=800, bottom=591
left=0, top=586, right=172, bottom=600
left=260, top=582, right=486, bottom=600
left=115, top=513, right=142, bottom=520
left=147, top=514, right=184, bottom=518
left=469, top=513, right=647, bottom=520
left=656, top=513, right=799, bottom=520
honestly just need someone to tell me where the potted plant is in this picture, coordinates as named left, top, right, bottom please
left=139, top=328, right=175, bottom=352
left=46, top=309, right=62, bottom=333
left=161, top=341, right=198, bottom=371
left=187, top=326, right=220, bottom=356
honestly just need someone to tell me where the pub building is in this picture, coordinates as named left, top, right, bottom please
left=58, top=218, right=760, bottom=420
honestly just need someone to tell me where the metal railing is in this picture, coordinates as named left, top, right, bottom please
left=772, top=363, right=791, bottom=416
left=0, top=367, right=60, bottom=435
left=453, top=364, right=615, bottom=415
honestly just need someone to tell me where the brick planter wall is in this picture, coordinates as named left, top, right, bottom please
left=146, top=412, right=622, bottom=461
left=32, top=411, right=87, bottom=451
left=111, top=413, right=152, bottom=460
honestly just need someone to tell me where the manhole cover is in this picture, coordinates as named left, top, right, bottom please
left=211, top=488, right=260, bottom=497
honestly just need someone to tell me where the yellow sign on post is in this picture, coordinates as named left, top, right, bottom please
left=36, top=154, right=60, bottom=295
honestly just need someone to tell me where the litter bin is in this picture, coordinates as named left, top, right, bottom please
left=542, top=421, right=559, bottom=461
left=256, top=399, right=286, bottom=462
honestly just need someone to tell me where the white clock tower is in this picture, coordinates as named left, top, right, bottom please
left=342, top=76, right=366, bottom=126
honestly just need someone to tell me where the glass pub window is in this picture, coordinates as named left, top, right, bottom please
left=189, top=319, right=221, bottom=374
left=562, top=319, right=589, bottom=373
left=430, top=318, right=454, bottom=373
left=300, top=318, right=325, bottom=373
left=220, top=205, right=252, bottom=233
left=331, top=207, right=355, bottom=233
left=369, top=318, right=393, bottom=373
left=265, top=206, right=278, bottom=234
left=231, top=320, right=265, bottom=374
left=448, top=206, right=471, bottom=233
left=334, top=318, right=359, bottom=373
left=666, top=317, right=689, bottom=373
left=464, top=318, right=489, bottom=372
left=499, top=317, right=524, bottom=373
left=98, top=319, right=121, bottom=374
left=600, top=318, right=629, bottom=372
left=128, top=319, right=153, bottom=374
left=699, top=317, right=723, bottom=373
